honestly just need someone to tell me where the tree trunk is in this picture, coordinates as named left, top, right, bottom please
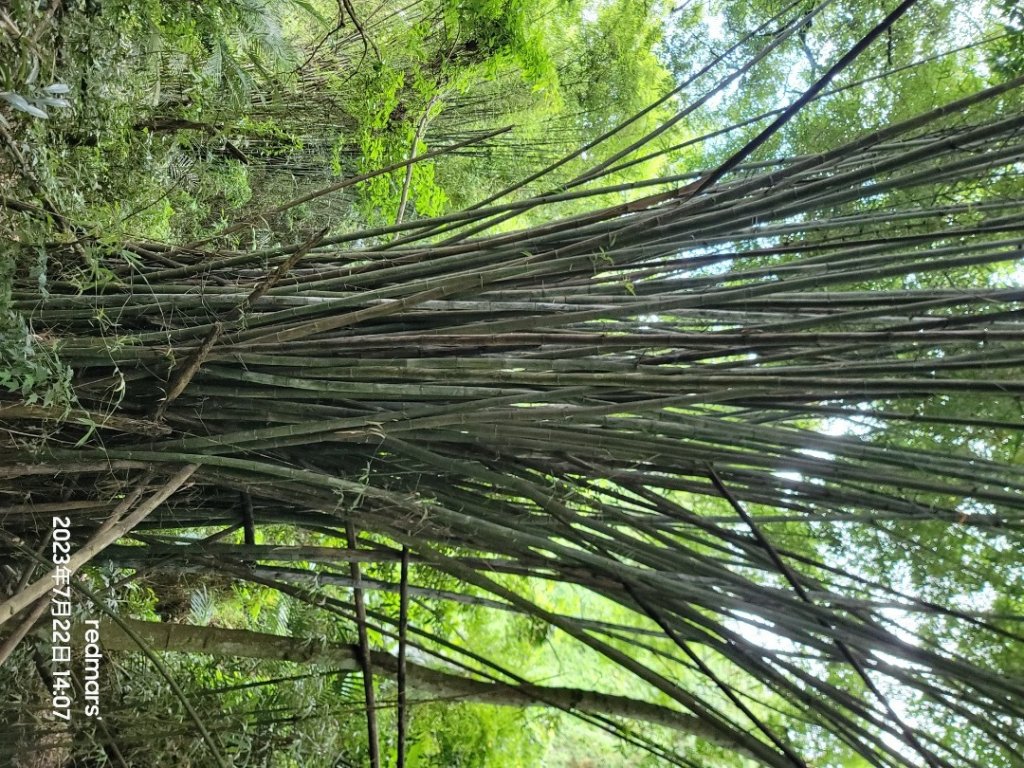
left=99, top=617, right=765, bottom=762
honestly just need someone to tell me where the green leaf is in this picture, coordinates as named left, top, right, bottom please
left=0, top=91, right=47, bottom=119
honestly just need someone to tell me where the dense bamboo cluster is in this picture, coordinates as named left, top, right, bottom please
left=2, top=6, right=1024, bottom=765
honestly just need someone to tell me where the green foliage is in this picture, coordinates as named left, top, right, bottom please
left=0, top=0, right=73, bottom=121
left=401, top=701, right=543, bottom=767
left=566, top=0, right=672, bottom=127
left=989, top=0, right=1024, bottom=76
left=346, top=61, right=453, bottom=223
left=444, top=0, right=561, bottom=90
left=0, top=309, right=74, bottom=410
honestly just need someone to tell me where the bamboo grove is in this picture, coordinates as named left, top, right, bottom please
left=2, top=0, right=1024, bottom=766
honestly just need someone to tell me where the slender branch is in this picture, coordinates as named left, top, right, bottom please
left=346, top=522, right=380, bottom=768
left=397, top=545, right=410, bottom=768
